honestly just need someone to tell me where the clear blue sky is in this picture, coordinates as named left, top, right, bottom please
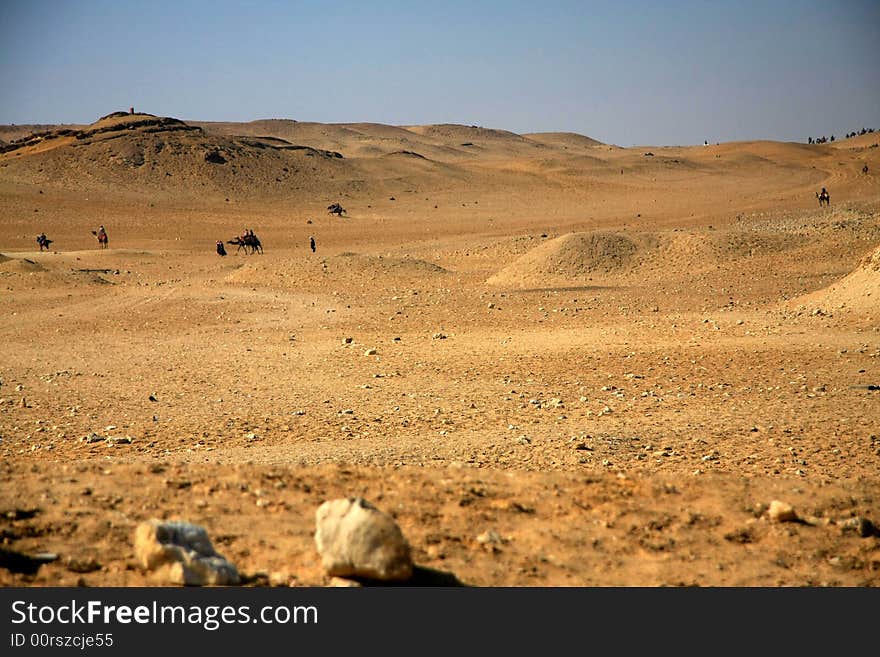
left=1, top=0, right=878, bottom=146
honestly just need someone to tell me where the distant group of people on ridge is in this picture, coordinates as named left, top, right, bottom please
left=808, top=127, right=875, bottom=144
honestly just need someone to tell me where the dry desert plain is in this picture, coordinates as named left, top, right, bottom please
left=0, top=113, right=879, bottom=587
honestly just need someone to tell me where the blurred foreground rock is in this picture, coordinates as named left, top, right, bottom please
left=134, top=519, right=239, bottom=585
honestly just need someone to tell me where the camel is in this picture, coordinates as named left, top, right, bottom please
left=227, top=233, right=263, bottom=254
left=91, top=227, right=108, bottom=248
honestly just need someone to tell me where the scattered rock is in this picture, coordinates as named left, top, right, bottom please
left=839, top=517, right=877, bottom=538
left=364, top=348, right=378, bottom=356
left=133, top=520, right=240, bottom=585
left=723, top=527, right=756, bottom=544
left=268, top=571, right=293, bottom=586
left=314, top=497, right=413, bottom=582
left=4, top=507, right=40, bottom=520
left=330, top=576, right=363, bottom=587
left=204, top=149, right=226, bottom=164
left=476, top=530, right=504, bottom=545
left=767, top=500, right=799, bottom=523
left=65, top=556, right=102, bottom=574
left=475, top=530, right=506, bottom=553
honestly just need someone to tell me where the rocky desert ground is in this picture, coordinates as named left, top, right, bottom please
left=0, top=112, right=878, bottom=587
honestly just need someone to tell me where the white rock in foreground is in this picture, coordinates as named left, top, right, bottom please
left=315, top=497, right=413, bottom=581
left=134, top=520, right=239, bottom=586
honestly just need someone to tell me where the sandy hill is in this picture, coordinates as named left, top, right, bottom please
left=832, top=132, right=880, bottom=149
left=6, top=112, right=870, bottom=217
left=486, top=231, right=645, bottom=288
left=195, top=119, right=468, bottom=160
left=0, top=122, right=85, bottom=144
left=0, top=112, right=352, bottom=200
left=786, top=242, right=880, bottom=314
left=197, top=119, right=594, bottom=162
left=522, top=132, right=606, bottom=149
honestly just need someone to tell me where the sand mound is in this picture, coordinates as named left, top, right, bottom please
left=787, top=244, right=880, bottom=314
left=224, top=253, right=449, bottom=289
left=0, top=256, right=117, bottom=290
left=709, top=231, right=808, bottom=258
left=327, top=253, right=448, bottom=276
left=487, top=232, right=638, bottom=287
left=638, top=232, right=719, bottom=273
left=0, top=257, right=46, bottom=273
left=523, top=132, right=605, bottom=148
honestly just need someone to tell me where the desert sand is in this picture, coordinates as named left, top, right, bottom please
left=1, top=112, right=878, bottom=587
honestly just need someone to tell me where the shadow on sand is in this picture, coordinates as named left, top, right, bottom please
left=503, top=285, right=620, bottom=294
left=338, top=565, right=468, bottom=587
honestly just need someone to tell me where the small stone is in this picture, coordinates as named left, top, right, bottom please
left=839, top=517, right=876, bottom=538
left=330, top=576, right=362, bottom=587
left=476, top=530, right=504, bottom=545
left=767, top=500, right=798, bottom=523
left=65, top=557, right=101, bottom=574
left=364, top=348, right=378, bottom=356
left=269, top=571, right=292, bottom=587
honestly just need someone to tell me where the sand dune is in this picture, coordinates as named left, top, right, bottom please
left=487, top=232, right=642, bottom=287
left=787, top=243, right=880, bottom=314
left=522, top=132, right=606, bottom=149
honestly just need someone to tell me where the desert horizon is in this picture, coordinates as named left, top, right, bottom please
left=1, top=106, right=878, bottom=588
